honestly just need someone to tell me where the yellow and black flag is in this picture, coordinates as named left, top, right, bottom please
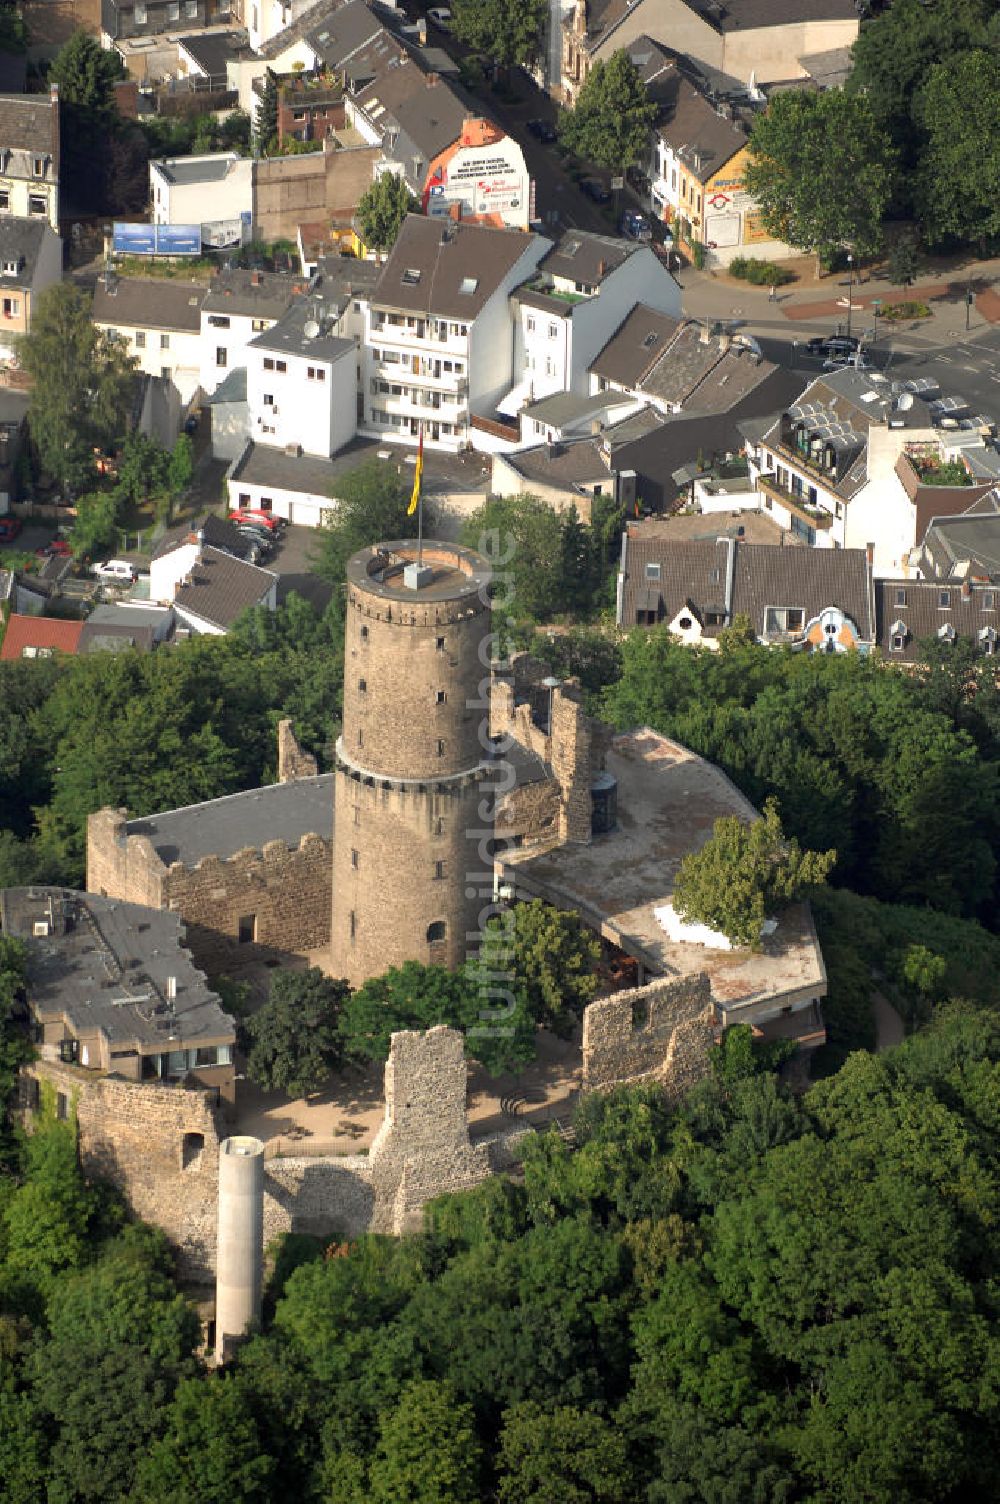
left=407, top=426, right=424, bottom=517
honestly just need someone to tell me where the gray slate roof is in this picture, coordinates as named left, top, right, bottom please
left=152, top=513, right=259, bottom=564
left=176, top=29, right=245, bottom=75
left=126, top=773, right=334, bottom=865
left=93, top=276, right=206, bottom=331
left=202, top=267, right=301, bottom=320
left=204, top=365, right=248, bottom=405
left=151, top=153, right=241, bottom=185
left=540, top=230, right=633, bottom=288
left=247, top=297, right=354, bottom=361
left=920, top=498, right=1000, bottom=581
left=0, top=886, right=233, bottom=1050
left=0, top=218, right=54, bottom=286
left=372, top=214, right=544, bottom=320
left=874, top=577, right=1000, bottom=660
left=173, top=545, right=276, bottom=629
left=0, top=91, right=59, bottom=169
left=591, top=303, right=683, bottom=387
left=620, top=532, right=873, bottom=642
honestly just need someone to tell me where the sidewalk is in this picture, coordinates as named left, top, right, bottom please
left=677, top=249, right=1000, bottom=343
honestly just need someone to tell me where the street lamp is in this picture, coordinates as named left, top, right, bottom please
left=871, top=298, right=882, bottom=347
left=846, top=252, right=853, bottom=343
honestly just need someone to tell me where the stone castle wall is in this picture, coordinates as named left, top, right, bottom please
left=87, top=809, right=332, bottom=976
left=582, top=972, right=716, bottom=1099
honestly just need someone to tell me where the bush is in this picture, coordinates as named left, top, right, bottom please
left=880, top=299, right=931, bottom=320
left=729, top=256, right=795, bottom=286
left=691, top=241, right=707, bottom=270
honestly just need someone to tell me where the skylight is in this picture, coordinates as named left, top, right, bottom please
left=642, top=332, right=659, bottom=348
left=459, top=276, right=478, bottom=294
left=402, top=267, right=421, bottom=285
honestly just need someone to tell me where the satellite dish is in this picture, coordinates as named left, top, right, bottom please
left=303, top=318, right=320, bottom=340
left=897, top=392, right=914, bottom=410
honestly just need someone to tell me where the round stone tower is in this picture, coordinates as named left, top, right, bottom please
left=330, top=540, right=493, bottom=987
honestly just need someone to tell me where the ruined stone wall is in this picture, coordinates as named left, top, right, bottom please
left=163, top=834, right=332, bottom=975
left=495, top=777, right=561, bottom=849
left=87, top=808, right=166, bottom=909
left=277, top=718, right=318, bottom=783
left=582, top=972, right=716, bottom=1098
left=27, top=1060, right=223, bottom=1280
left=87, top=808, right=332, bottom=976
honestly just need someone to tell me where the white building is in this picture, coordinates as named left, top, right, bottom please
left=245, top=299, right=357, bottom=460
left=150, top=153, right=253, bottom=230
left=92, top=274, right=206, bottom=408
left=506, top=232, right=680, bottom=412
left=0, top=88, right=61, bottom=233
left=361, top=214, right=549, bottom=451
left=199, top=267, right=300, bottom=397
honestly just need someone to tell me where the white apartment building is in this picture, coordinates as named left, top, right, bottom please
left=246, top=300, right=356, bottom=460
left=92, top=275, right=205, bottom=408
left=361, top=214, right=548, bottom=451
left=199, top=267, right=299, bottom=396
left=0, top=88, right=60, bottom=234
left=506, top=232, right=680, bottom=411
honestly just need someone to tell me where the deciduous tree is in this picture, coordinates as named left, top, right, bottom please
left=451, top=0, right=547, bottom=74
left=355, top=176, right=418, bottom=255
left=914, top=50, right=1000, bottom=248
left=559, top=51, right=656, bottom=173
left=673, top=798, right=835, bottom=948
left=314, top=458, right=425, bottom=583
left=244, top=968, right=350, bottom=1098
left=744, top=90, right=894, bottom=262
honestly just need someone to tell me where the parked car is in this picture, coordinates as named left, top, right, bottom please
left=823, top=351, right=870, bottom=371
left=580, top=178, right=611, bottom=204
left=806, top=334, right=860, bottom=357
left=427, top=6, right=451, bottom=27
left=236, top=524, right=275, bottom=553
left=228, top=509, right=283, bottom=533
left=35, top=539, right=73, bottom=558
left=526, top=118, right=557, bottom=143
left=621, top=210, right=651, bottom=242
left=92, top=559, right=137, bottom=582
left=0, top=516, right=22, bottom=542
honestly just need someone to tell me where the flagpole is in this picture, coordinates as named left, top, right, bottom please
left=417, top=423, right=424, bottom=567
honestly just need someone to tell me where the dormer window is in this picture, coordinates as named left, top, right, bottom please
left=937, top=622, right=956, bottom=641
left=645, top=562, right=661, bottom=580
left=938, top=589, right=951, bottom=608
left=980, top=626, right=997, bottom=654
left=32, top=156, right=45, bottom=177
left=2, top=259, right=18, bottom=275
left=401, top=267, right=421, bottom=285
left=983, top=591, right=995, bottom=610
left=895, top=587, right=906, bottom=607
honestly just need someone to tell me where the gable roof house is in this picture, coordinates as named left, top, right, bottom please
left=362, top=213, right=549, bottom=451
left=590, top=311, right=774, bottom=415
left=745, top=368, right=1000, bottom=569
left=0, top=87, right=60, bottom=232
left=0, top=215, right=61, bottom=363
left=913, top=492, right=1000, bottom=582
left=560, top=0, right=859, bottom=106
left=875, top=576, right=1000, bottom=662
left=92, top=274, right=206, bottom=408
left=617, top=527, right=874, bottom=650
left=503, top=232, right=681, bottom=415
left=0, top=613, right=85, bottom=661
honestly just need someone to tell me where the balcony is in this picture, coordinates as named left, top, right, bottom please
left=369, top=316, right=468, bottom=355
left=756, top=472, right=834, bottom=531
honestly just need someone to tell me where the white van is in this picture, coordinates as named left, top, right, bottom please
left=92, top=559, right=137, bottom=582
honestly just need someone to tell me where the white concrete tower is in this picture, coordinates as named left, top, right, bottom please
left=215, top=1134, right=264, bottom=1364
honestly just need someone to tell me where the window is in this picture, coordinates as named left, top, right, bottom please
left=208, top=314, right=230, bottom=329
left=939, top=589, right=951, bottom=608
left=434, top=817, right=444, bottom=835
left=526, top=315, right=535, bottom=333
left=645, top=562, right=661, bottom=580
left=134, top=0, right=146, bottom=19
left=259, top=496, right=272, bottom=512
left=678, top=615, right=693, bottom=631
left=434, top=860, right=445, bottom=880
left=185, top=0, right=197, bottom=14
left=353, top=806, right=360, bottom=826
left=216, top=346, right=227, bottom=367
left=32, top=156, right=45, bottom=176
left=56, top=1091, right=68, bottom=1121
left=351, top=848, right=359, bottom=869
left=349, top=910, right=356, bottom=940
left=182, top=1132, right=204, bottom=1169
left=275, top=359, right=286, bottom=373
left=238, top=914, right=256, bottom=943
left=263, top=393, right=273, bottom=406
left=435, top=689, right=446, bottom=704
left=891, top=633, right=906, bottom=652
left=895, top=588, right=907, bottom=607
left=237, top=493, right=250, bottom=507
left=764, top=607, right=805, bottom=635
left=984, top=592, right=995, bottom=611
left=263, top=357, right=275, bottom=370
left=436, top=635, right=445, bottom=650
left=361, top=624, right=369, bottom=641
left=427, top=920, right=446, bottom=943
left=0, top=191, right=9, bottom=210
left=307, top=365, right=325, bottom=381
left=402, top=267, right=422, bottom=285
left=2, top=297, right=18, bottom=317
left=548, top=323, right=558, bottom=339
left=251, top=318, right=267, bottom=331
left=459, top=276, right=478, bottom=295
left=135, top=331, right=146, bottom=349
left=160, top=333, right=170, bottom=350
left=358, top=729, right=363, bottom=748
left=161, top=366, right=170, bottom=380
left=167, top=0, right=179, bottom=16
left=437, top=739, right=445, bottom=756
left=358, top=678, right=367, bottom=693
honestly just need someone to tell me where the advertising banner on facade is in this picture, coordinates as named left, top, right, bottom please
left=112, top=223, right=202, bottom=256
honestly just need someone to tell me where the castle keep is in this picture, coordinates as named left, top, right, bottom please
left=331, top=540, right=493, bottom=984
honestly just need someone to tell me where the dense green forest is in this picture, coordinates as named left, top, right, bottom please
left=3, top=1006, right=1000, bottom=1502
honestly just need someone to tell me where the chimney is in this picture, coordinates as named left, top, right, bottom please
left=866, top=541, right=874, bottom=567
left=49, top=81, right=58, bottom=102
left=251, top=271, right=263, bottom=286
left=167, top=975, right=177, bottom=1001
left=597, top=258, right=606, bottom=278
left=426, top=72, right=439, bottom=87
left=962, top=579, right=972, bottom=600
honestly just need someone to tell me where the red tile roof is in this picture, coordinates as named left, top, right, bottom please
left=0, top=613, right=84, bottom=660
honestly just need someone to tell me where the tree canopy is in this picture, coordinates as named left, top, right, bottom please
left=913, top=49, right=1000, bottom=248
left=313, top=459, right=426, bottom=584
left=673, top=798, right=836, bottom=948
left=558, top=50, right=657, bottom=173
left=450, top=0, right=547, bottom=73
left=19, top=283, right=137, bottom=495
left=355, top=175, right=418, bottom=255
left=243, top=968, right=350, bottom=1098
left=744, top=88, right=895, bottom=260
